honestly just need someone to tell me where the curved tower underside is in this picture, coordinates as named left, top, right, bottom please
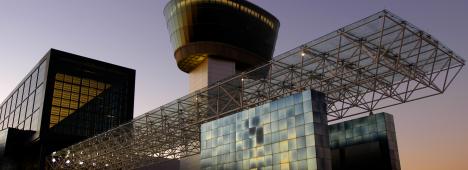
left=164, top=0, right=280, bottom=92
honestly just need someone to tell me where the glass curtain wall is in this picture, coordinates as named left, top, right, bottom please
left=47, top=51, right=135, bottom=138
left=0, top=59, right=48, bottom=132
left=201, top=90, right=331, bottom=170
left=49, top=73, right=111, bottom=128
left=328, top=113, right=400, bottom=170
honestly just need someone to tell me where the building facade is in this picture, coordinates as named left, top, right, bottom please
left=329, top=113, right=400, bottom=170
left=200, top=90, right=332, bottom=170
left=0, top=49, right=135, bottom=169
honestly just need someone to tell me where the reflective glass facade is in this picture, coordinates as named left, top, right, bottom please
left=45, top=49, right=135, bottom=143
left=201, top=90, right=331, bottom=170
left=50, top=73, right=111, bottom=128
left=329, top=113, right=400, bottom=170
left=0, top=57, right=47, bottom=132
left=0, top=49, right=135, bottom=169
left=164, top=0, right=279, bottom=72
left=164, top=0, right=278, bottom=51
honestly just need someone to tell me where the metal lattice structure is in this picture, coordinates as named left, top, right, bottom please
left=47, top=10, right=464, bottom=169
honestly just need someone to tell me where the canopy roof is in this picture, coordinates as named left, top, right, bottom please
left=48, top=10, right=464, bottom=169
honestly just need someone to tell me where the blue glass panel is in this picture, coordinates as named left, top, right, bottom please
left=200, top=90, right=328, bottom=169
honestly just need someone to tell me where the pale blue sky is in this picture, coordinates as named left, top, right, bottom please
left=1, top=0, right=467, bottom=169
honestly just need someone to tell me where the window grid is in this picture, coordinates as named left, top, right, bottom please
left=201, top=91, right=328, bottom=170
left=0, top=60, right=46, bottom=131
left=49, top=73, right=110, bottom=128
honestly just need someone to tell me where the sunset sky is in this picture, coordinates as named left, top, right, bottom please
left=1, top=0, right=467, bottom=169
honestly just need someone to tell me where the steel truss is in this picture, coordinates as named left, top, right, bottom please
left=47, top=10, right=464, bottom=169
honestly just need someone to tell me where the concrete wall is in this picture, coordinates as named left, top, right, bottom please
left=180, top=154, right=200, bottom=170
left=189, top=57, right=236, bottom=93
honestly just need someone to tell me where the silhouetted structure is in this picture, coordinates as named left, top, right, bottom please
left=0, top=49, right=135, bottom=169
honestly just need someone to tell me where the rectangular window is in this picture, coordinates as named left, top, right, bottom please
left=62, top=91, right=71, bottom=100
left=0, top=106, right=3, bottom=128
left=30, top=111, right=39, bottom=131
left=24, top=77, right=31, bottom=96
left=81, top=87, right=89, bottom=95
left=63, top=83, right=72, bottom=92
left=50, top=115, right=59, bottom=127
left=6, top=97, right=12, bottom=115
left=71, top=85, right=80, bottom=93
left=52, top=97, right=61, bottom=106
left=26, top=93, right=35, bottom=117
left=1, top=105, right=6, bottom=129
left=82, top=79, right=90, bottom=87
left=37, top=61, right=47, bottom=86
left=15, top=106, right=21, bottom=127
left=17, top=84, right=24, bottom=105
left=33, top=85, right=44, bottom=111
left=11, top=91, right=18, bottom=109
left=54, top=81, right=63, bottom=90
left=30, top=69, right=38, bottom=93
left=2, top=116, right=8, bottom=129
left=10, top=107, right=19, bottom=127
left=19, top=102, right=27, bottom=124
left=24, top=115, right=31, bottom=130
left=70, top=93, right=79, bottom=101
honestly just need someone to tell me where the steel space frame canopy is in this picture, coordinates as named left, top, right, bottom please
left=48, top=10, right=464, bottom=169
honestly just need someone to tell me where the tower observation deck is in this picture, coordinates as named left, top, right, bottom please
left=164, top=0, right=280, bottom=92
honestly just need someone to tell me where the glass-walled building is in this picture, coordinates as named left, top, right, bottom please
left=0, top=49, right=135, bottom=169
left=329, top=113, right=400, bottom=170
left=0, top=56, right=47, bottom=132
left=200, top=90, right=332, bottom=170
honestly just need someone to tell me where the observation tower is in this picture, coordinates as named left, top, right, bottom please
left=164, top=0, right=280, bottom=92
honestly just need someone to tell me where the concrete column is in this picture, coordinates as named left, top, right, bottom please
left=189, top=57, right=236, bottom=93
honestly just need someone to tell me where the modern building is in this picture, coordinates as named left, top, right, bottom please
left=45, top=2, right=465, bottom=170
left=0, top=49, right=135, bottom=169
left=329, top=113, right=400, bottom=170
left=164, top=0, right=280, bottom=92
left=138, top=93, right=401, bottom=170
left=159, top=1, right=403, bottom=169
